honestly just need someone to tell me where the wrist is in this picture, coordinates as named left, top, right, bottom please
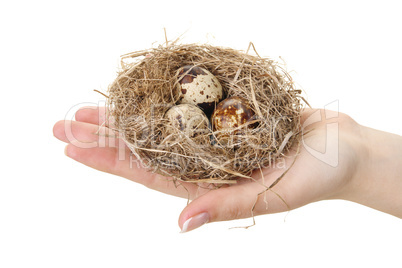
left=342, top=125, right=402, bottom=218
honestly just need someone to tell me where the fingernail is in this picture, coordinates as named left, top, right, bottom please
left=64, top=145, right=69, bottom=157
left=180, top=212, right=209, bottom=233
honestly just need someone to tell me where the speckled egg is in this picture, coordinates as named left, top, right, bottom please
left=176, top=65, right=223, bottom=114
left=211, top=96, right=255, bottom=144
left=165, top=104, right=210, bottom=137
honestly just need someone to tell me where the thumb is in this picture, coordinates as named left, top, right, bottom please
left=178, top=181, right=289, bottom=233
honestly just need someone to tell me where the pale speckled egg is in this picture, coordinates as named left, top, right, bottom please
left=164, top=104, right=210, bottom=137
left=176, top=65, right=223, bottom=114
left=211, top=96, right=255, bottom=144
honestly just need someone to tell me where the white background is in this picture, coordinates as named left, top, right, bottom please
left=1, top=0, right=401, bottom=267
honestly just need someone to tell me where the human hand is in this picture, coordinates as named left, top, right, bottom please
left=53, top=106, right=401, bottom=232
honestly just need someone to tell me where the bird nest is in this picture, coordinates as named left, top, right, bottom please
left=106, top=43, right=304, bottom=184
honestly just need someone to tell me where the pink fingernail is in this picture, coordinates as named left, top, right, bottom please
left=64, top=144, right=70, bottom=157
left=180, top=212, right=209, bottom=233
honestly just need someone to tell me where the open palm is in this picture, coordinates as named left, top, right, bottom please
left=53, top=106, right=362, bottom=231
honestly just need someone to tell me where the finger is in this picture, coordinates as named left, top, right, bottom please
left=75, top=106, right=107, bottom=125
left=65, top=142, right=138, bottom=181
left=53, top=120, right=117, bottom=147
left=55, top=119, right=201, bottom=198
left=65, top=143, right=201, bottom=199
left=178, top=172, right=293, bottom=232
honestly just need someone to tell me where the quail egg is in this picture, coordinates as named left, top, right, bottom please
left=165, top=104, right=210, bottom=138
left=176, top=65, right=223, bottom=115
left=211, top=96, right=255, bottom=144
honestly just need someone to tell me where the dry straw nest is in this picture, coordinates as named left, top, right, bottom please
left=107, top=42, right=304, bottom=184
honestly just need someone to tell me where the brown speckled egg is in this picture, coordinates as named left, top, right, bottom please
left=176, top=65, right=223, bottom=114
left=165, top=104, right=210, bottom=137
left=211, top=96, right=255, bottom=143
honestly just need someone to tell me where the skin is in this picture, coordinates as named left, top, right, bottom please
left=53, top=107, right=402, bottom=232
